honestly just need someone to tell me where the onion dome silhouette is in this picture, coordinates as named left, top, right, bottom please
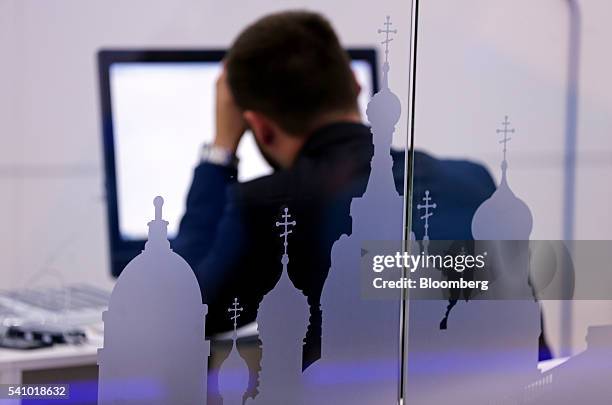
left=345, top=15, right=402, bottom=243
left=366, top=57, right=401, bottom=141
left=256, top=266, right=308, bottom=354
left=319, top=16, right=403, bottom=351
left=248, top=207, right=308, bottom=404
left=98, top=196, right=208, bottom=405
left=361, top=15, right=401, bottom=201
left=257, top=207, right=307, bottom=351
left=472, top=116, right=533, bottom=240
left=257, top=268, right=308, bottom=347
left=306, top=18, right=403, bottom=405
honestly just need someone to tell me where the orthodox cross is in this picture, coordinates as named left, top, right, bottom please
left=276, top=207, right=296, bottom=258
left=496, top=115, right=515, bottom=163
left=228, top=297, right=243, bottom=334
left=378, top=16, right=397, bottom=64
left=417, top=190, right=437, bottom=240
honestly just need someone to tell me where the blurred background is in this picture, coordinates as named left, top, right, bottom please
left=0, top=0, right=610, bottom=376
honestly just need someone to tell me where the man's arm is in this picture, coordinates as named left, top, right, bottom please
left=172, top=162, right=237, bottom=267
left=173, top=65, right=249, bottom=305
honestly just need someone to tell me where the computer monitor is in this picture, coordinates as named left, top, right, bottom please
left=99, top=49, right=378, bottom=277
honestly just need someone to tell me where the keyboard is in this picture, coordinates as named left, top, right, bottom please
left=0, top=284, right=110, bottom=330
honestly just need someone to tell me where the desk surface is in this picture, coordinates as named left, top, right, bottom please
left=0, top=326, right=102, bottom=380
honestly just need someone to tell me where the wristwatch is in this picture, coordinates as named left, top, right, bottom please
left=200, top=143, right=239, bottom=169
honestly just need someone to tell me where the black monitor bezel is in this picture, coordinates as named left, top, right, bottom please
left=98, top=48, right=379, bottom=277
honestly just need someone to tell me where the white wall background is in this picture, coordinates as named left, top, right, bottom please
left=1, top=0, right=611, bottom=355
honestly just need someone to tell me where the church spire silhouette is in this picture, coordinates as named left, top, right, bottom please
left=145, top=196, right=170, bottom=251
left=362, top=15, right=401, bottom=204
left=249, top=206, right=308, bottom=404
left=472, top=115, right=532, bottom=240
left=304, top=16, right=403, bottom=405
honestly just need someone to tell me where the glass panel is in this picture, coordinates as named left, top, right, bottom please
left=406, top=1, right=612, bottom=403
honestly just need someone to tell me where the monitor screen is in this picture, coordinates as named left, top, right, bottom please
left=100, top=49, right=378, bottom=275
left=109, top=59, right=375, bottom=240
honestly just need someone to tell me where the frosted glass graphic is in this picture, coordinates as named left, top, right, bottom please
left=98, top=197, right=209, bottom=404
left=303, top=16, right=403, bottom=404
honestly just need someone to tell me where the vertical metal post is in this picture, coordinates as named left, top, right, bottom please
left=560, top=0, right=581, bottom=358
left=399, top=0, right=420, bottom=403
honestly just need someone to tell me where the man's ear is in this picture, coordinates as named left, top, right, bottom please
left=243, top=110, right=275, bottom=145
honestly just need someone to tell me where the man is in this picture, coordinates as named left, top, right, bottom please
left=173, top=11, right=374, bottom=371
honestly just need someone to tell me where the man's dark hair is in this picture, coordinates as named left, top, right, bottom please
left=226, top=11, right=359, bottom=134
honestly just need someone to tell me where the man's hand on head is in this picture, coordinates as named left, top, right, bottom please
left=214, top=68, right=247, bottom=153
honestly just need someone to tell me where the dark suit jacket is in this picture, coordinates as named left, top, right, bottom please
left=174, top=122, right=550, bottom=367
